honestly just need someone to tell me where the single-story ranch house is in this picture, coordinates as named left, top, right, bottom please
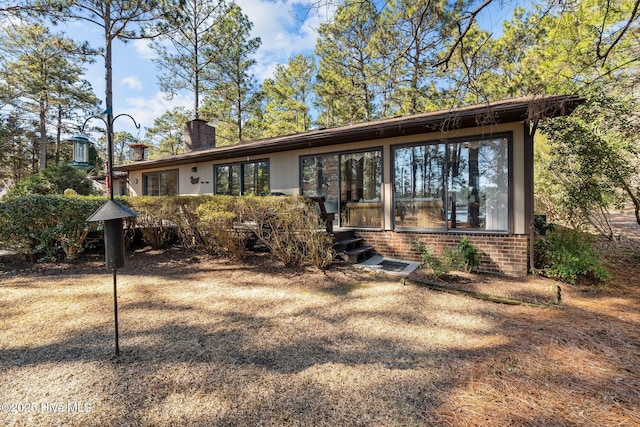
left=115, top=95, right=581, bottom=276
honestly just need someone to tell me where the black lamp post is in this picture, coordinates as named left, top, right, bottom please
left=83, top=113, right=140, bottom=357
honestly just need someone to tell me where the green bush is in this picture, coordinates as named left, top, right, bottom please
left=0, top=194, right=334, bottom=268
left=243, top=196, right=334, bottom=268
left=414, top=241, right=460, bottom=278
left=414, top=236, right=481, bottom=277
left=0, top=194, right=105, bottom=261
left=535, top=226, right=608, bottom=284
left=170, top=196, right=211, bottom=251
left=6, top=165, right=96, bottom=198
left=125, top=196, right=178, bottom=249
left=196, top=196, right=251, bottom=259
left=457, top=235, right=481, bottom=272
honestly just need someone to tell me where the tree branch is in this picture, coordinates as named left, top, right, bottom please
left=596, top=0, right=640, bottom=63
left=434, top=0, right=493, bottom=69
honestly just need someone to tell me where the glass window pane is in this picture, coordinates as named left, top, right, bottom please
left=447, top=138, right=508, bottom=231
left=340, top=150, right=382, bottom=227
left=301, top=155, right=339, bottom=199
left=144, top=174, right=159, bottom=196
left=243, top=162, right=256, bottom=196
left=242, top=161, right=269, bottom=196
left=256, top=161, right=269, bottom=195
left=394, top=137, right=509, bottom=231
left=447, top=142, right=467, bottom=229
left=301, top=154, right=339, bottom=225
left=143, top=171, right=177, bottom=196
left=230, top=165, right=240, bottom=196
left=160, top=171, right=178, bottom=196
left=480, top=138, right=509, bottom=231
left=217, top=161, right=269, bottom=196
left=394, top=144, right=446, bottom=229
left=215, top=165, right=230, bottom=195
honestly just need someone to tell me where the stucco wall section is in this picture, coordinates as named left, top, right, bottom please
left=123, top=122, right=526, bottom=235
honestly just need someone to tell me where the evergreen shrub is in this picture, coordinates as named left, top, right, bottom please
left=414, top=236, right=481, bottom=277
left=240, top=196, right=334, bottom=268
left=6, top=165, right=96, bottom=198
left=0, top=194, right=105, bottom=261
left=125, top=196, right=179, bottom=249
left=535, top=226, right=608, bottom=284
left=124, top=195, right=334, bottom=268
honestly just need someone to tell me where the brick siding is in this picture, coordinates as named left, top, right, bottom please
left=355, top=230, right=529, bottom=276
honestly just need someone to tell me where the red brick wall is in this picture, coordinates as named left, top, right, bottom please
left=355, top=230, right=529, bottom=276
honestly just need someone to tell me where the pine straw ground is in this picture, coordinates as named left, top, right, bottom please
left=1, top=218, right=639, bottom=426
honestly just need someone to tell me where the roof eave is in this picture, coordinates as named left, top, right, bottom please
left=117, top=95, right=583, bottom=172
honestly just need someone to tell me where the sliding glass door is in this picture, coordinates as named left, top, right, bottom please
left=301, top=149, right=382, bottom=228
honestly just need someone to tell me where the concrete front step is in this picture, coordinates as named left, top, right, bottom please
left=333, top=236, right=363, bottom=252
left=332, top=229, right=375, bottom=264
left=344, top=245, right=374, bottom=264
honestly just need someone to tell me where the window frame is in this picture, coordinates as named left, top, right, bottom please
left=300, top=147, right=384, bottom=229
left=391, top=133, right=513, bottom=234
left=142, top=169, right=179, bottom=196
left=213, top=159, right=270, bottom=196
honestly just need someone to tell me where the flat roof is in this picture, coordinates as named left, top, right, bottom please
left=117, top=95, right=582, bottom=171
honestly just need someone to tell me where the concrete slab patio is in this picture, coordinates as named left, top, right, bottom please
left=355, top=255, right=420, bottom=277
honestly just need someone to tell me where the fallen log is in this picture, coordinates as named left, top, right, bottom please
left=402, top=278, right=559, bottom=308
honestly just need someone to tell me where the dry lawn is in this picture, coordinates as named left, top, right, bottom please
left=1, top=233, right=640, bottom=426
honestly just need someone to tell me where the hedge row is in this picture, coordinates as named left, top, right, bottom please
left=0, top=195, right=106, bottom=262
left=0, top=195, right=334, bottom=268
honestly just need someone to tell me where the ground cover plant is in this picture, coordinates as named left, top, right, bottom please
left=414, top=235, right=482, bottom=278
left=1, top=210, right=639, bottom=426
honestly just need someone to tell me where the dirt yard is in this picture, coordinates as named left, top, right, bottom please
left=1, top=212, right=639, bottom=426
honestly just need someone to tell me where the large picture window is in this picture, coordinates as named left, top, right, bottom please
left=301, top=149, right=382, bottom=228
left=214, top=160, right=269, bottom=196
left=143, top=170, right=178, bottom=196
left=393, top=136, right=509, bottom=232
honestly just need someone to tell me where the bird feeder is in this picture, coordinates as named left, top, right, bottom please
left=66, top=135, right=91, bottom=168
left=87, top=200, right=137, bottom=269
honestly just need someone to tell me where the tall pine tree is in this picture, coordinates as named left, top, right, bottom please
left=315, top=0, right=381, bottom=127
left=0, top=23, right=96, bottom=171
left=151, top=0, right=227, bottom=120
left=261, top=54, right=316, bottom=137
left=202, top=2, right=261, bottom=144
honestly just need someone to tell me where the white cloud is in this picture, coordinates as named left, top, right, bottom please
left=121, top=76, right=143, bottom=90
left=93, top=0, right=334, bottom=135
left=132, top=39, right=158, bottom=60
left=123, top=92, right=194, bottom=133
left=235, top=0, right=332, bottom=81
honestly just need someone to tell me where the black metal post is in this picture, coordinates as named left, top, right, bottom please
left=113, top=268, right=119, bottom=355
left=107, top=117, right=115, bottom=200
left=83, top=113, right=139, bottom=358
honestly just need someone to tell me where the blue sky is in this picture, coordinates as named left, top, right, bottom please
left=55, top=0, right=329, bottom=138
left=57, top=0, right=518, bottom=139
